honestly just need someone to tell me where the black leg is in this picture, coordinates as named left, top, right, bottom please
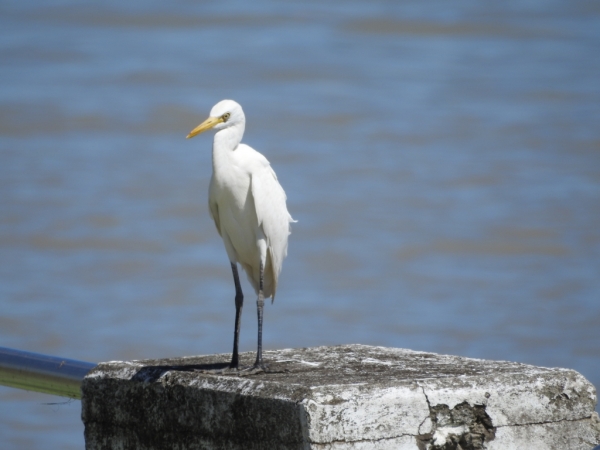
left=254, top=261, right=265, bottom=369
left=229, top=263, right=244, bottom=369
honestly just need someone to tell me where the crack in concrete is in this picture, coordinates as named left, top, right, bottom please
left=495, top=414, right=599, bottom=428
left=313, top=433, right=414, bottom=445
left=420, top=385, right=432, bottom=411
left=417, top=385, right=433, bottom=436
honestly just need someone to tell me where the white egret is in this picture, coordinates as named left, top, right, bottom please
left=187, top=99, right=294, bottom=371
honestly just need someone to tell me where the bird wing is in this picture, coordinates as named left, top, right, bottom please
left=250, top=159, right=293, bottom=300
left=208, top=176, right=221, bottom=236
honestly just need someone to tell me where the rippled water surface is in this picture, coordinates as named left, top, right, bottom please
left=1, top=1, right=599, bottom=447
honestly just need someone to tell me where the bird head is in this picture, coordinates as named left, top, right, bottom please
left=186, top=99, right=245, bottom=139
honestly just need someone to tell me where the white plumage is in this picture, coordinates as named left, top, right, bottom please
left=187, top=99, right=294, bottom=370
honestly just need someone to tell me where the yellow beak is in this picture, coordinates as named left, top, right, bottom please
left=186, top=116, right=223, bottom=139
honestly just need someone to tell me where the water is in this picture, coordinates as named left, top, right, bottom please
left=1, top=1, right=599, bottom=447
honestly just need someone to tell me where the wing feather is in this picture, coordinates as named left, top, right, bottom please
left=250, top=163, right=294, bottom=300
left=208, top=177, right=221, bottom=236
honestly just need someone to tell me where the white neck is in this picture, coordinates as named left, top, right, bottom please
left=213, top=121, right=245, bottom=152
left=212, top=122, right=245, bottom=172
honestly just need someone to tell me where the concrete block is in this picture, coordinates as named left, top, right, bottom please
left=81, top=344, right=600, bottom=449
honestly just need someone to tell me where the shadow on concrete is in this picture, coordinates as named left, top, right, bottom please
left=131, top=363, right=230, bottom=382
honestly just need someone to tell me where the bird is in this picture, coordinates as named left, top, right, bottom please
left=186, top=99, right=294, bottom=371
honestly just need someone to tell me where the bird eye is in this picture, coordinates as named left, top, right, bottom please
left=222, top=112, right=231, bottom=122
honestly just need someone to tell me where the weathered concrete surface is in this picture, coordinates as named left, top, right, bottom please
left=81, top=344, right=600, bottom=450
